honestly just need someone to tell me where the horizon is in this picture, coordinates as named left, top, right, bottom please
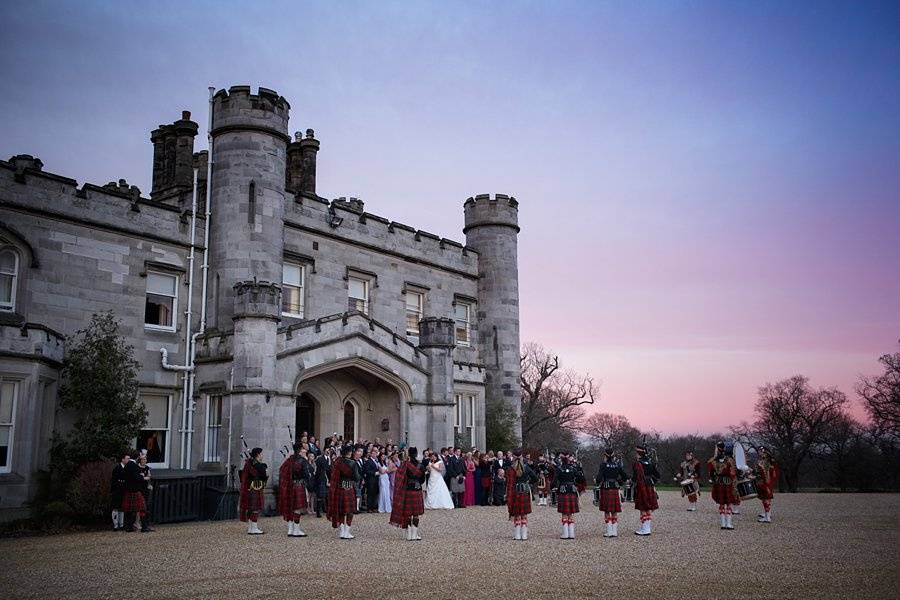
left=1, top=1, right=897, bottom=435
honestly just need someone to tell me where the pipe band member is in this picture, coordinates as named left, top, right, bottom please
left=278, top=444, right=311, bottom=537
left=595, top=448, right=628, bottom=537
left=506, top=448, right=539, bottom=541
left=389, top=447, right=426, bottom=541
left=327, top=444, right=362, bottom=539
left=755, top=446, right=779, bottom=523
left=633, top=444, right=660, bottom=536
left=240, top=447, right=268, bottom=535
left=121, top=450, right=147, bottom=533
left=535, top=457, right=554, bottom=506
left=554, top=450, right=585, bottom=539
left=677, top=450, right=702, bottom=511
left=708, top=441, right=738, bottom=530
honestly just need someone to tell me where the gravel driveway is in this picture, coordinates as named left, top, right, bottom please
left=1, top=491, right=897, bottom=599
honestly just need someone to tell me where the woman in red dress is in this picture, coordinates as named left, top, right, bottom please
left=463, top=452, right=476, bottom=507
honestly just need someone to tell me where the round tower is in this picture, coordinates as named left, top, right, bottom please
left=463, top=194, right=522, bottom=441
left=207, top=86, right=291, bottom=473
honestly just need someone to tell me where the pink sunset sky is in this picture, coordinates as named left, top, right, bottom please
left=1, top=2, right=898, bottom=433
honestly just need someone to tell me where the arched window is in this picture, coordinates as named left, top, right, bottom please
left=343, top=399, right=357, bottom=442
left=0, top=249, right=18, bottom=312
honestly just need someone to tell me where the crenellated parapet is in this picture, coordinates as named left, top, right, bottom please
left=418, top=317, right=456, bottom=349
left=463, top=193, right=519, bottom=234
left=233, top=280, right=282, bottom=321
left=211, top=85, right=290, bottom=143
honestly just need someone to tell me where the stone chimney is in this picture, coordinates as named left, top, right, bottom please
left=150, top=111, right=199, bottom=202
left=286, top=128, right=319, bottom=196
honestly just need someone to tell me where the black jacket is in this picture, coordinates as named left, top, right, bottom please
left=124, top=460, right=143, bottom=492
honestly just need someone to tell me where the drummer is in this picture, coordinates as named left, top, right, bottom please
left=676, top=450, right=701, bottom=512
left=708, top=442, right=738, bottom=530
left=754, top=446, right=779, bottom=523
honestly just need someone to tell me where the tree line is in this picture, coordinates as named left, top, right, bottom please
left=486, top=342, right=900, bottom=492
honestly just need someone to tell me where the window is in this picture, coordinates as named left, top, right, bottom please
left=454, top=393, right=463, bottom=440
left=145, top=271, right=178, bottom=330
left=348, top=276, right=369, bottom=314
left=405, top=291, right=424, bottom=337
left=467, top=394, right=476, bottom=447
left=454, top=301, right=473, bottom=347
left=0, top=249, right=18, bottom=312
left=138, top=393, right=171, bottom=467
left=0, top=379, right=17, bottom=472
left=205, top=394, right=223, bottom=462
left=282, top=263, right=305, bottom=318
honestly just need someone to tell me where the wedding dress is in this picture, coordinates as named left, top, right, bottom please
left=424, top=460, right=454, bottom=510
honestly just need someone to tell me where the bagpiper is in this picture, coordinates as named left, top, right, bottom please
left=755, top=446, right=779, bottom=523
left=277, top=444, right=311, bottom=537
left=676, top=450, right=702, bottom=511
left=535, top=457, right=554, bottom=507
left=708, top=441, right=738, bottom=530
left=389, top=447, right=426, bottom=541
left=506, top=448, right=539, bottom=540
left=632, top=444, right=660, bottom=536
left=554, top=450, right=586, bottom=539
left=239, top=447, right=268, bottom=534
left=595, top=448, right=628, bottom=537
left=327, top=443, right=361, bottom=540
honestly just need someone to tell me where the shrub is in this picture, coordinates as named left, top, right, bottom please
left=67, top=460, right=114, bottom=519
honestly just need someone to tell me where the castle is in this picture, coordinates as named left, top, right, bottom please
left=0, top=85, right=521, bottom=517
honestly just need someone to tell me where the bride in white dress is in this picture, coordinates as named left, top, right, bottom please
left=424, top=456, right=455, bottom=510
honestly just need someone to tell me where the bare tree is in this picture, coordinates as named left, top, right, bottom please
left=520, top=343, right=596, bottom=449
left=857, top=350, right=900, bottom=437
left=580, top=413, right=642, bottom=455
left=734, top=375, right=848, bottom=492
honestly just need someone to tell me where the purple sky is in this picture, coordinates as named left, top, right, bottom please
left=2, top=1, right=898, bottom=433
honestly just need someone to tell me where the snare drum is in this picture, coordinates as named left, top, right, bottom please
left=680, top=478, right=699, bottom=497
left=737, top=478, right=758, bottom=500
left=620, top=481, right=634, bottom=503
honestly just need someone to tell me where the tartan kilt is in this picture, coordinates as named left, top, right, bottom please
left=396, top=489, right=425, bottom=519
left=121, top=491, right=146, bottom=513
left=291, top=485, right=308, bottom=513
left=507, top=491, right=532, bottom=517
left=634, top=485, right=658, bottom=511
left=598, top=488, right=621, bottom=513
left=329, top=487, right=356, bottom=517
left=556, top=492, right=579, bottom=514
left=246, top=489, right=264, bottom=513
left=712, top=483, right=738, bottom=505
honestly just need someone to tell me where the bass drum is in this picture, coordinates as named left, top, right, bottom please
left=737, top=478, right=758, bottom=500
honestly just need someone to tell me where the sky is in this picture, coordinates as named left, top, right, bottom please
left=1, top=1, right=898, bottom=434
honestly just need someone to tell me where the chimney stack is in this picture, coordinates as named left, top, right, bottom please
left=286, top=128, right=320, bottom=196
left=150, top=111, right=199, bottom=202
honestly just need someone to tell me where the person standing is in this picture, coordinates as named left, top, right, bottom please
left=314, top=447, right=331, bottom=518
left=277, top=444, right=311, bottom=537
left=137, top=454, right=154, bottom=533
left=463, top=452, right=476, bottom=508
left=506, top=449, right=538, bottom=540
left=755, top=446, right=779, bottom=523
left=110, top=453, right=128, bottom=531
left=327, top=444, right=361, bottom=539
left=535, top=457, right=554, bottom=507
left=595, top=449, right=627, bottom=537
left=121, top=451, right=146, bottom=533
left=240, top=447, right=268, bottom=535
left=450, top=447, right=466, bottom=507
left=554, top=451, right=585, bottom=539
left=632, top=445, right=660, bottom=536
left=708, top=441, right=738, bottom=530
left=378, top=452, right=395, bottom=513
left=389, top=448, right=426, bottom=540
left=364, top=448, right=381, bottom=513
left=676, top=450, right=702, bottom=511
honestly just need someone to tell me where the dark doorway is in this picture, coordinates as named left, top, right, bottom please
left=296, top=393, right=316, bottom=438
left=343, top=400, right=356, bottom=442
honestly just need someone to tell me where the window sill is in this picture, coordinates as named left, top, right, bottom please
left=144, top=325, right=178, bottom=334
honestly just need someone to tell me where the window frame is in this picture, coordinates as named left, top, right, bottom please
left=453, top=393, right=462, bottom=439
left=404, top=289, right=425, bottom=338
left=204, top=393, right=223, bottom=462
left=281, top=262, right=306, bottom=318
left=0, top=378, right=19, bottom=473
left=137, top=392, right=172, bottom=469
left=454, top=300, right=473, bottom=347
left=348, top=275, right=370, bottom=315
left=0, top=247, right=19, bottom=313
left=144, top=270, right=179, bottom=332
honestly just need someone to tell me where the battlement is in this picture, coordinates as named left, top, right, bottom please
left=463, top=193, right=519, bottom=233
left=211, top=85, right=290, bottom=141
left=233, top=280, right=282, bottom=320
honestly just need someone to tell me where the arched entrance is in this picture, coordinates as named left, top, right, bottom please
left=296, top=393, right=317, bottom=438
left=294, top=358, right=411, bottom=445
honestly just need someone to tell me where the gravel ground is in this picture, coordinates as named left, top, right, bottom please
left=1, top=491, right=898, bottom=599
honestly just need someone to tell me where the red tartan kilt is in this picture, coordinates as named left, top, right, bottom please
left=507, top=491, right=532, bottom=517
left=556, top=492, right=579, bottom=514
left=329, top=487, right=356, bottom=516
left=634, top=485, right=659, bottom=511
left=121, top=491, right=146, bottom=513
left=246, top=489, right=264, bottom=513
left=712, top=483, right=738, bottom=505
left=291, top=485, right=308, bottom=512
left=756, top=483, right=774, bottom=500
left=598, top=489, right=621, bottom=513
left=397, top=489, right=425, bottom=518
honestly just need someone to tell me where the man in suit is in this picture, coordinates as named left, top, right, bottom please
left=363, top=447, right=381, bottom=513
left=449, top=447, right=466, bottom=507
left=314, top=448, right=332, bottom=518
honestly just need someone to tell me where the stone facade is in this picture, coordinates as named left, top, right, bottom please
left=0, top=85, right=521, bottom=518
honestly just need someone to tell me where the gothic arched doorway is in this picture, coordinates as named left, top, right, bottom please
left=296, top=393, right=317, bottom=438
left=343, top=399, right=357, bottom=442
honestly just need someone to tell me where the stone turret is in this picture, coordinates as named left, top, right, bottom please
left=415, top=317, right=457, bottom=449
left=207, top=85, right=291, bottom=473
left=463, top=194, right=522, bottom=441
left=150, top=111, right=199, bottom=203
